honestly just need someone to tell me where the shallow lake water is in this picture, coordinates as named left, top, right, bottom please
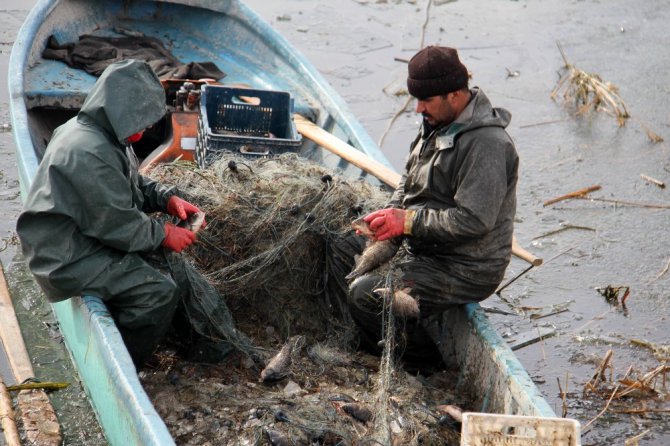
left=2, top=1, right=669, bottom=444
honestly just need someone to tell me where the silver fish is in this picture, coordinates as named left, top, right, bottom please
left=350, top=217, right=375, bottom=239
left=341, top=402, right=373, bottom=423
left=178, top=211, right=206, bottom=233
left=373, top=287, right=420, bottom=318
left=436, top=404, right=464, bottom=423
left=345, top=239, right=399, bottom=281
left=259, top=336, right=301, bottom=382
left=263, top=428, right=290, bottom=446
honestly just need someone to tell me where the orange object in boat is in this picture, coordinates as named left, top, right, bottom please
left=139, top=111, right=199, bottom=173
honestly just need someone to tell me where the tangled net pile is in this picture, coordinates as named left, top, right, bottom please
left=148, top=153, right=389, bottom=347
left=142, top=153, right=463, bottom=445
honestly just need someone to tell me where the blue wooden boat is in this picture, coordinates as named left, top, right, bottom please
left=9, top=1, right=556, bottom=444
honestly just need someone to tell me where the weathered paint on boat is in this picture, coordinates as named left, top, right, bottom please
left=9, top=1, right=555, bottom=444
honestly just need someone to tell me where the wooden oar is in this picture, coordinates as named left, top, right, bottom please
left=294, top=114, right=542, bottom=266
left=0, top=263, right=62, bottom=446
left=294, top=114, right=401, bottom=188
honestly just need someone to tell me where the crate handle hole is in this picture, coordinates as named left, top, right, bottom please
left=240, top=145, right=270, bottom=156
left=232, top=95, right=261, bottom=106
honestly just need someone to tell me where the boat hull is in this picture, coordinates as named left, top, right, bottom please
left=9, top=1, right=555, bottom=444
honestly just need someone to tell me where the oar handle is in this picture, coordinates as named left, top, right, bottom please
left=294, top=115, right=401, bottom=187
left=512, top=236, right=543, bottom=266
left=294, top=114, right=542, bottom=266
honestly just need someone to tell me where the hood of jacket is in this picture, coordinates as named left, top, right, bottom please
left=78, top=59, right=166, bottom=144
left=424, top=87, right=511, bottom=149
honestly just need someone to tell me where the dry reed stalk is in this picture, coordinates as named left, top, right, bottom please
left=584, top=349, right=612, bottom=395
left=582, top=382, right=621, bottom=432
left=640, top=173, right=666, bottom=188
left=650, top=257, right=670, bottom=283
left=533, top=224, right=596, bottom=240
left=582, top=364, right=633, bottom=433
left=632, top=117, right=664, bottom=143
left=552, top=41, right=663, bottom=143
left=624, top=429, right=651, bottom=446
left=616, top=408, right=670, bottom=414
left=543, top=185, right=601, bottom=206
left=578, top=196, right=670, bottom=209
left=556, top=375, right=569, bottom=418
left=552, top=42, right=629, bottom=125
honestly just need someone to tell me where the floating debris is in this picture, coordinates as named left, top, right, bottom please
left=581, top=350, right=669, bottom=435
left=595, top=285, right=630, bottom=306
left=551, top=42, right=629, bottom=125
left=630, top=339, right=670, bottom=362
left=551, top=41, right=663, bottom=142
left=543, top=184, right=601, bottom=207
left=639, top=173, right=666, bottom=189
left=505, top=67, right=520, bottom=78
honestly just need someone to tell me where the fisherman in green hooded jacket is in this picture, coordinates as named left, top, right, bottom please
left=16, top=60, right=206, bottom=367
left=348, top=46, right=519, bottom=356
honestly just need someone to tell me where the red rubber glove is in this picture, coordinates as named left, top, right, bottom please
left=364, top=208, right=408, bottom=241
left=162, top=223, right=196, bottom=253
left=166, top=196, right=207, bottom=228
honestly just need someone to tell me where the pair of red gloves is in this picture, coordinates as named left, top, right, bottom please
left=161, top=196, right=207, bottom=253
left=361, top=208, right=415, bottom=241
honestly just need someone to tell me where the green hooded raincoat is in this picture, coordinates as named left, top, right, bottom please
left=17, top=60, right=179, bottom=364
left=17, top=59, right=174, bottom=300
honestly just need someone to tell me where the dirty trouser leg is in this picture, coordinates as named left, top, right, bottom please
left=398, top=254, right=497, bottom=316
left=347, top=274, right=386, bottom=353
left=325, top=233, right=367, bottom=327
left=81, top=252, right=181, bottom=367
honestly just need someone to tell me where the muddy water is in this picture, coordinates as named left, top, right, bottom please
left=2, top=1, right=669, bottom=445
left=0, top=1, right=27, bottom=267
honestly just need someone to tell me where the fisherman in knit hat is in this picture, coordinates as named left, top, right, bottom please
left=347, top=46, right=519, bottom=362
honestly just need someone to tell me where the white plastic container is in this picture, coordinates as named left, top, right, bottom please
left=461, top=413, right=581, bottom=446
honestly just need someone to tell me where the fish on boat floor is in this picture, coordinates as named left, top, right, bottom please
left=140, top=345, right=467, bottom=445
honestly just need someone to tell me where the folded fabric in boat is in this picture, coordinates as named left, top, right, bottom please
left=43, top=33, right=226, bottom=80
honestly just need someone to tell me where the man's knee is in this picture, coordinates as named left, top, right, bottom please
left=348, top=274, right=382, bottom=311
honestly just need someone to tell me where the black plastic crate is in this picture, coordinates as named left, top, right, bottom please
left=196, top=85, right=302, bottom=167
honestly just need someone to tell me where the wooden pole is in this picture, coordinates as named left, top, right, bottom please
left=294, top=114, right=402, bottom=188
left=0, top=263, right=62, bottom=446
left=0, top=375, right=21, bottom=446
left=294, top=114, right=542, bottom=266
left=0, top=267, right=34, bottom=382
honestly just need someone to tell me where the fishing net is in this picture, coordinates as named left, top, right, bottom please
left=147, top=153, right=389, bottom=351
left=142, top=153, right=465, bottom=445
